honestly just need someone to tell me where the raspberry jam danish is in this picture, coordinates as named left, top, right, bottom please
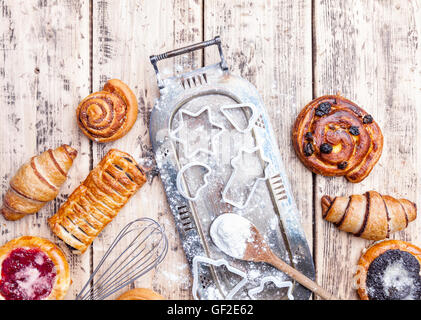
left=0, top=236, right=70, bottom=300
left=292, top=95, right=383, bottom=183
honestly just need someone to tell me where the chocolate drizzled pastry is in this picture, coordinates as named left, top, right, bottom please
left=321, top=191, right=416, bottom=240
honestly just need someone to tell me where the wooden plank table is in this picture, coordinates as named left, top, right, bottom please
left=0, top=0, right=420, bottom=300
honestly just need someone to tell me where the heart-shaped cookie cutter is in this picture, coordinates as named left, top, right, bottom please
left=222, top=146, right=271, bottom=209
left=176, top=162, right=212, bottom=201
left=220, top=103, right=260, bottom=133
left=192, top=256, right=248, bottom=300
left=248, top=276, right=294, bottom=300
left=169, top=106, right=224, bottom=159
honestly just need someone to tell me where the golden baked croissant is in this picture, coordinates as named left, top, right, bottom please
left=1, top=145, right=77, bottom=221
left=321, top=191, right=417, bottom=240
left=116, top=288, right=165, bottom=300
left=76, top=79, right=138, bottom=143
left=48, top=149, right=146, bottom=254
left=292, top=94, right=383, bottom=183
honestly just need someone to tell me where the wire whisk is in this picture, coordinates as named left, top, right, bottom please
left=76, top=217, right=168, bottom=300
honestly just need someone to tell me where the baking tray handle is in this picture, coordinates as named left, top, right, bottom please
left=150, top=36, right=228, bottom=89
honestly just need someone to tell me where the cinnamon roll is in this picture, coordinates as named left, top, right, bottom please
left=76, top=79, right=138, bottom=143
left=292, top=94, right=383, bottom=183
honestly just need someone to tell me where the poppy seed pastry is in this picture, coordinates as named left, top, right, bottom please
left=355, top=240, right=421, bottom=300
left=292, top=94, right=383, bottom=183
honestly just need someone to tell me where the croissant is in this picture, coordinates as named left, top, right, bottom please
left=321, top=191, right=417, bottom=240
left=292, top=94, right=383, bottom=183
left=116, top=288, right=165, bottom=300
left=76, top=79, right=138, bottom=143
left=48, top=149, right=146, bottom=254
left=1, top=145, right=77, bottom=221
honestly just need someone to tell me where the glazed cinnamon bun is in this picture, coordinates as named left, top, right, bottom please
left=76, top=79, right=138, bottom=143
left=292, top=94, right=383, bottom=183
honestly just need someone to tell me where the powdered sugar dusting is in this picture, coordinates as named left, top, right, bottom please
left=210, top=214, right=253, bottom=259
left=382, top=260, right=416, bottom=300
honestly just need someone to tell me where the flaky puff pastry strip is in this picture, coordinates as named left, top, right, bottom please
left=48, top=149, right=146, bottom=254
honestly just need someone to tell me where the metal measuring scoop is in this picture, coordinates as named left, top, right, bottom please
left=210, top=214, right=338, bottom=300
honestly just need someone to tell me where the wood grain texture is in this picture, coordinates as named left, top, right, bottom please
left=0, top=0, right=420, bottom=301
left=91, top=0, right=203, bottom=300
left=313, top=0, right=421, bottom=299
left=204, top=0, right=314, bottom=261
left=0, top=0, right=91, bottom=299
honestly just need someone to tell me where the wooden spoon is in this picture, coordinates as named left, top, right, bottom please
left=210, top=214, right=338, bottom=300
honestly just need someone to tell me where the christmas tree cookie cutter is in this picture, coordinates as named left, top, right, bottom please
left=222, top=146, right=271, bottom=209
left=192, top=256, right=248, bottom=300
left=220, top=103, right=259, bottom=133
left=248, top=276, right=294, bottom=300
left=176, top=162, right=212, bottom=201
left=169, top=106, right=224, bottom=159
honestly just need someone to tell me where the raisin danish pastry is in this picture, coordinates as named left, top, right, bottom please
left=76, top=79, right=138, bottom=143
left=1, top=144, right=77, bottom=221
left=0, top=236, right=70, bottom=300
left=292, top=94, right=383, bottom=183
left=321, top=191, right=416, bottom=240
left=48, top=149, right=146, bottom=254
left=355, top=240, right=421, bottom=300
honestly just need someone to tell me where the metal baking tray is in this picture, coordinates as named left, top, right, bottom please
left=149, top=36, right=315, bottom=300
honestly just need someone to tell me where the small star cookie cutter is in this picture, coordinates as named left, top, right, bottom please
left=176, top=162, right=211, bottom=201
left=220, top=103, right=260, bottom=133
left=169, top=106, right=224, bottom=159
left=248, top=276, right=294, bottom=300
left=192, top=256, right=248, bottom=300
left=222, top=146, right=271, bottom=209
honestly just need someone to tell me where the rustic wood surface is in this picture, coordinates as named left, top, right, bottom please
left=0, top=0, right=420, bottom=300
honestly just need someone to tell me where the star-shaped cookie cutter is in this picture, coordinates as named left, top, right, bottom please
left=248, top=276, right=294, bottom=300
left=169, top=106, right=224, bottom=159
left=192, top=256, right=248, bottom=300
left=176, top=162, right=212, bottom=201
left=220, top=103, right=260, bottom=133
left=222, top=146, right=271, bottom=209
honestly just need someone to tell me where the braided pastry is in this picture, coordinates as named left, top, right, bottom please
left=76, top=79, right=138, bottom=143
left=321, top=191, right=417, bottom=240
left=292, top=94, right=383, bottom=183
left=48, top=149, right=146, bottom=254
left=1, top=144, right=77, bottom=221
